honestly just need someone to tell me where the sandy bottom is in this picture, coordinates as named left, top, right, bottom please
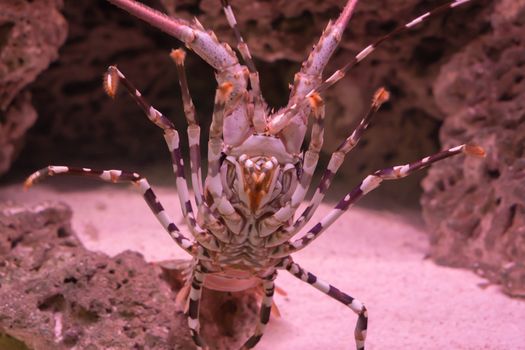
left=1, top=179, right=524, bottom=350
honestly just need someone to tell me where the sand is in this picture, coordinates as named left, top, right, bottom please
left=1, top=179, right=524, bottom=350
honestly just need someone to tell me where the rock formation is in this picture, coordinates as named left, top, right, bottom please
left=421, top=0, right=525, bottom=297
left=0, top=0, right=67, bottom=175
left=0, top=201, right=258, bottom=349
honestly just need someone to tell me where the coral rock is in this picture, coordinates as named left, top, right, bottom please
left=0, top=201, right=258, bottom=349
left=421, top=0, right=525, bottom=297
left=0, top=0, right=67, bottom=175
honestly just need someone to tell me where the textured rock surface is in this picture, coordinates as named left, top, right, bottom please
left=0, top=0, right=67, bottom=175
left=421, top=0, right=525, bottom=297
left=12, top=0, right=488, bottom=204
left=0, top=201, right=258, bottom=349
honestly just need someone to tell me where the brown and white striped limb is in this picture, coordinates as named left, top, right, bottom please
left=170, top=48, right=205, bottom=208
left=187, top=264, right=207, bottom=349
left=272, top=144, right=485, bottom=256
left=265, top=88, right=388, bottom=247
left=260, top=93, right=326, bottom=236
left=23, top=166, right=209, bottom=254
left=206, top=82, right=244, bottom=233
left=170, top=49, right=231, bottom=243
left=280, top=257, right=367, bottom=350
left=240, top=271, right=278, bottom=349
left=104, top=66, right=212, bottom=240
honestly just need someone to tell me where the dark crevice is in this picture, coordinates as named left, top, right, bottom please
left=271, top=11, right=314, bottom=33
left=0, top=22, right=14, bottom=54
left=38, top=293, right=66, bottom=312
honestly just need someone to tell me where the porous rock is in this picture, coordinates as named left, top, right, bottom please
left=0, top=0, right=67, bottom=175
left=421, top=0, right=525, bottom=297
left=0, top=201, right=258, bottom=349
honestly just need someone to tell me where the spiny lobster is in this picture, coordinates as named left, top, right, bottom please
left=25, top=0, right=485, bottom=348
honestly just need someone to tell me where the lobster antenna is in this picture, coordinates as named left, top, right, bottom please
left=269, top=0, right=474, bottom=134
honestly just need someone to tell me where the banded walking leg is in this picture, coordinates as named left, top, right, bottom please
left=266, top=88, right=389, bottom=247
left=270, top=0, right=475, bottom=133
left=281, top=258, right=367, bottom=350
left=271, top=144, right=485, bottom=256
left=168, top=49, right=230, bottom=243
left=260, top=93, right=326, bottom=236
left=206, top=82, right=244, bottom=233
left=170, top=48, right=204, bottom=207
left=187, top=264, right=206, bottom=349
left=240, top=271, right=278, bottom=349
left=104, top=66, right=211, bottom=240
left=23, top=166, right=210, bottom=253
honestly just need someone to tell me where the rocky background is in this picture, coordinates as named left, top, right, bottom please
left=421, top=0, right=525, bottom=297
left=0, top=201, right=258, bottom=349
left=0, top=0, right=523, bottom=326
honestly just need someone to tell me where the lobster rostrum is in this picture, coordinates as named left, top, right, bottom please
left=25, top=0, right=485, bottom=348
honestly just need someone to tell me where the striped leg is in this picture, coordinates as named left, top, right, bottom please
left=270, top=0, right=474, bottom=133
left=271, top=144, right=485, bottom=256
left=281, top=258, right=367, bottom=350
left=266, top=88, right=389, bottom=247
left=23, top=166, right=203, bottom=254
left=260, top=93, right=326, bottom=236
left=240, top=271, right=278, bottom=349
left=168, top=49, right=230, bottom=243
left=206, top=82, right=244, bottom=233
left=104, top=66, right=212, bottom=240
left=187, top=265, right=208, bottom=350
left=170, top=48, right=204, bottom=207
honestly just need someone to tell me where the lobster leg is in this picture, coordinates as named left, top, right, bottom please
left=24, top=166, right=203, bottom=254
left=187, top=264, right=208, bottom=350
left=170, top=49, right=204, bottom=207
left=291, top=88, right=389, bottom=235
left=265, top=88, right=389, bottom=248
left=104, top=66, right=213, bottom=240
left=271, top=144, right=485, bottom=256
left=281, top=258, right=367, bottom=350
left=169, top=49, right=231, bottom=243
left=260, top=93, right=326, bottom=236
left=206, top=82, right=244, bottom=233
left=240, top=271, right=278, bottom=349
